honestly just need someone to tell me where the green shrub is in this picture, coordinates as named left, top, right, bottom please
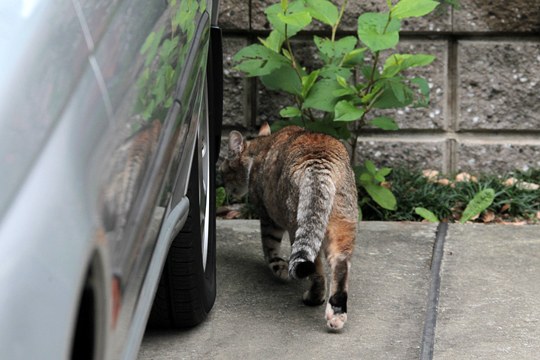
left=233, top=0, right=459, bottom=218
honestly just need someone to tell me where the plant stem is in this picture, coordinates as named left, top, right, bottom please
left=283, top=22, right=310, bottom=123
left=350, top=89, right=384, bottom=165
left=331, top=0, right=349, bottom=42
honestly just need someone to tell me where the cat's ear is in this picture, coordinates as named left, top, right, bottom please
left=228, top=130, right=244, bottom=157
left=258, top=122, right=271, bottom=137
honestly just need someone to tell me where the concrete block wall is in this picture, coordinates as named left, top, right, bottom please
left=218, top=0, right=540, bottom=173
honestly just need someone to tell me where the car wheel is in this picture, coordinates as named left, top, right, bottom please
left=148, top=90, right=217, bottom=329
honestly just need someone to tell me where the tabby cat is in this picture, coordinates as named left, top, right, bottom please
left=220, top=123, right=358, bottom=330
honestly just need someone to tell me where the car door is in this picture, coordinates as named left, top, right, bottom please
left=74, top=0, right=211, bottom=350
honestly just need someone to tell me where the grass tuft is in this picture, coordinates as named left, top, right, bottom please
left=359, top=168, right=540, bottom=223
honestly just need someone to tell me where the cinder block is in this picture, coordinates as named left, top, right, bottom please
left=458, top=143, right=540, bottom=173
left=251, top=0, right=451, bottom=32
left=367, top=39, right=448, bottom=130
left=458, top=41, right=540, bottom=130
left=223, top=37, right=251, bottom=127
left=355, top=140, right=445, bottom=170
left=256, top=80, right=289, bottom=125
left=218, top=0, right=250, bottom=30
left=453, top=0, right=540, bottom=32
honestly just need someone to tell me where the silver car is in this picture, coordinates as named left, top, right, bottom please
left=0, top=0, right=222, bottom=358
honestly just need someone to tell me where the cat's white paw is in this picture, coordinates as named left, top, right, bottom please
left=269, top=259, right=289, bottom=281
left=325, top=302, right=347, bottom=330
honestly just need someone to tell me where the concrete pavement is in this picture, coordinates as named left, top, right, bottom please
left=138, top=220, right=540, bottom=360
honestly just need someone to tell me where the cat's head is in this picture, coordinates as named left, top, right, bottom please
left=219, top=123, right=271, bottom=198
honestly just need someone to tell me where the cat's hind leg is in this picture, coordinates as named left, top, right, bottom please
left=324, top=217, right=355, bottom=330
left=302, top=253, right=326, bottom=306
left=260, top=217, right=288, bottom=281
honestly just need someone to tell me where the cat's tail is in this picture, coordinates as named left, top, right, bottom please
left=289, top=168, right=336, bottom=279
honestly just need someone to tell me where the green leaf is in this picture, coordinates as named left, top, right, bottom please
left=333, top=36, right=358, bottom=60
left=304, top=121, right=342, bottom=138
left=260, top=64, right=303, bottom=95
left=334, top=100, right=365, bottom=121
left=411, top=77, right=430, bottom=96
left=333, top=88, right=357, bottom=97
left=370, top=116, right=399, bottom=130
left=301, top=70, right=320, bottom=98
left=389, top=78, right=409, bottom=102
left=314, top=36, right=334, bottom=63
left=319, top=64, right=352, bottom=79
left=136, top=67, right=150, bottom=89
left=159, top=39, right=178, bottom=64
left=391, top=0, right=439, bottom=19
left=357, top=12, right=401, bottom=52
left=281, top=0, right=288, bottom=11
left=280, top=106, right=302, bottom=118
left=140, top=31, right=156, bottom=55
left=373, top=78, right=414, bottom=109
left=216, top=187, right=227, bottom=207
left=460, top=189, right=495, bottom=223
left=315, top=36, right=357, bottom=64
left=277, top=11, right=312, bottom=27
left=334, top=121, right=352, bottom=139
left=374, top=173, right=385, bottom=182
left=377, top=167, right=392, bottom=177
left=361, top=64, right=379, bottom=81
left=333, top=73, right=357, bottom=96
left=305, top=0, right=339, bottom=26
left=359, top=172, right=373, bottom=184
left=303, top=79, right=341, bottom=111
left=382, top=53, right=436, bottom=77
left=164, top=96, right=174, bottom=108
left=336, top=75, right=349, bottom=88
left=233, top=44, right=289, bottom=77
left=363, top=183, right=397, bottom=210
left=365, top=160, right=377, bottom=175
left=266, top=2, right=309, bottom=38
left=142, top=99, right=156, bottom=120
left=415, top=207, right=439, bottom=222
left=271, top=118, right=305, bottom=132
left=143, top=28, right=164, bottom=67
left=259, top=30, right=285, bottom=52
left=342, top=48, right=367, bottom=66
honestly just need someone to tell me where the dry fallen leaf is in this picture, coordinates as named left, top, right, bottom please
left=437, top=178, right=450, bottom=186
left=482, top=211, right=496, bottom=223
left=536, top=211, right=540, bottom=220
left=503, top=177, right=518, bottom=187
left=500, top=203, right=511, bottom=212
left=224, top=210, right=241, bottom=219
left=422, top=169, right=439, bottom=182
left=503, top=177, right=539, bottom=190
left=455, top=172, right=478, bottom=183
left=517, top=181, right=540, bottom=191
left=380, top=181, right=392, bottom=189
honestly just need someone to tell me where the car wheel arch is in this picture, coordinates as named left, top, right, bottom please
left=70, top=248, right=110, bottom=360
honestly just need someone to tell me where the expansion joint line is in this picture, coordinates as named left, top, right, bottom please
left=420, top=222, right=448, bottom=360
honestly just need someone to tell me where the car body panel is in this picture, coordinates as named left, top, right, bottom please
left=0, top=1, right=89, bottom=219
left=0, top=0, right=219, bottom=358
left=0, top=64, right=111, bottom=358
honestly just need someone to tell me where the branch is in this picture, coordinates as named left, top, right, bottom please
left=331, top=0, right=349, bottom=42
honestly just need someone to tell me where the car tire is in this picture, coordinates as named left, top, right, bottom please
left=148, top=93, right=217, bottom=329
